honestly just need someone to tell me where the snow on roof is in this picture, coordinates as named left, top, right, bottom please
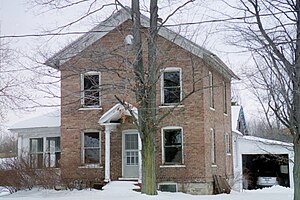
left=243, top=135, right=293, bottom=147
left=9, top=110, right=60, bottom=130
left=231, top=105, right=241, bottom=131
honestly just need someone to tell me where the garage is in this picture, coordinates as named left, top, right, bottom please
left=232, top=134, right=294, bottom=191
left=242, top=154, right=290, bottom=189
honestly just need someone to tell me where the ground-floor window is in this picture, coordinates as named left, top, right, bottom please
left=162, top=127, right=183, bottom=165
left=82, top=132, right=101, bottom=164
left=29, top=137, right=61, bottom=168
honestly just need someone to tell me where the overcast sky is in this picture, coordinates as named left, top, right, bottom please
left=0, top=0, right=258, bottom=128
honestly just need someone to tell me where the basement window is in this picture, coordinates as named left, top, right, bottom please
left=158, top=183, right=178, bottom=192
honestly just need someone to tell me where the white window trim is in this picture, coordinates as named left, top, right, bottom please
left=210, top=128, right=216, bottom=165
left=161, top=126, right=184, bottom=165
left=209, top=71, right=214, bottom=109
left=160, top=67, right=182, bottom=105
left=80, top=71, right=101, bottom=108
left=81, top=130, right=101, bottom=167
left=225, top=132, right=231, bottom=156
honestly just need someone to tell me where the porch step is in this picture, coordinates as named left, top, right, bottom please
left=118, top=177, right=139, bottom=181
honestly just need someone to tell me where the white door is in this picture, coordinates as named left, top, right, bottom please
left=122, top=131, right=139, bottom=178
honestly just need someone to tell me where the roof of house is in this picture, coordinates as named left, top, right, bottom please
left=45, top=7, right=238, bottom=80
left=9, top=110, right=60, bottom=130
left=242, top=135, right=293, bottom=147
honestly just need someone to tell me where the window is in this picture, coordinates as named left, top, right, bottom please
left=209, top=71, right=214, bottom=108
left=225, top=133, right=231, bottom=155
left=29, top=137, right=61, bottom=168
left=223, top=81, right=227, bottom=114
left=45, top=137, right=61, bottom=168
left=82, top=132, right=100, bottom=164
left=125, top=134, right=139, bottom=166
left=81, top=72, right=100, bottom=107
left=158, top=183, right=177, bottom=192
left=161, top=68, right=182, bottom=105
left=162, top=127, right=183, bottom=165
left=30, top=138, right=44, bottom=168
left=210, top=128, right=216, bottom=165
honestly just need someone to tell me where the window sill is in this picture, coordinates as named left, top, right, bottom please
left=226, top=153, right=231, bottom=156
left=79, top=107, right=102, bottom=111
left=160, top=165, right=186, bottom=168
left=224, top=113, right=228, bottom=116
left=159, top=105, right=184, bottom=108
left=209, top=107, right=215, bottom=111
left=211, top=164, right=217, bottom=168
left=78, top=164, right=103, bottom=169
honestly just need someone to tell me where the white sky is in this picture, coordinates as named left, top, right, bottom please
left=0, top=0, right=260, bottom=129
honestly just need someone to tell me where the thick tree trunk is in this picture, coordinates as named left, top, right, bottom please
left=131, top=0, right=158, bottom=195
left=294, top=1, right=300, bottom=200
left=141, top=0, right=158, bottom=195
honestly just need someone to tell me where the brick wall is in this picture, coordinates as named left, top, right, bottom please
left=59, top=20, right=233, bottom=189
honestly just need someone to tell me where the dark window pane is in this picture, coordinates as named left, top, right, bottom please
left=84, top=149, right=100, bottom=164
left=30, top=138, right=43, bottom=153
left=164, top=147, right=182, bottom=164
left=84, top=74, right=99, bottom=106
left=164, top=129, right=182, bottom=145
left=47, top=137, right=60, bottom=152
left=84, top=75, right=99, bottom=90
left=84, top=133, right=99, bottom=147
left=164, top=71, right=180, bottom=87
left=84, top=90, right=100, bottom=106
left=164, top=88, right=180, bottom=104
left=30, top=153, right=43, bottom=168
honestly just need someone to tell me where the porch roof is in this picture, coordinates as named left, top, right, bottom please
left=99, top=103, right=137, bottom=124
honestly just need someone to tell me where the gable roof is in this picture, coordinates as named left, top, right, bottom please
left=98, top=103, right=137, bottom=124
left=45, top=7, right=238, bottom=80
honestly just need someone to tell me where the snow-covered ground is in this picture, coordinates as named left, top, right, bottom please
left=0, top=181, right=293, bottom=200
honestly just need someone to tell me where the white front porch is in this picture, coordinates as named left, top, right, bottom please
left=98, top=103, right=141, bottom=183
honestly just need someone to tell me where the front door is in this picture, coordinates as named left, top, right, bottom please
left=122, top=131, right=139, bottom=178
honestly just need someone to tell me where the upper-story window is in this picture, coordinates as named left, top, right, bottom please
left=81, top=71, right=101, bottom=107
left=209, top=71, right=214, bottom=109
left=161, top=68, right=182, bottom=105
left=223, top=81, right=227, bottom=114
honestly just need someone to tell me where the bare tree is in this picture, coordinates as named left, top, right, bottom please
left=223, top=0, right=300, bottom=199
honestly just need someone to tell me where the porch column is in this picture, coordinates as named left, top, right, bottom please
left=138, top=132, right=142, bottom=183
left=104, top=124, right=112, bottom=182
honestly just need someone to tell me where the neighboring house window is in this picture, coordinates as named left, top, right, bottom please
left=162, top=127, right=183, bottom=165
left=81, top=72, right=101, bottom=107
left=82, top=132, right=101, bottom=164
left=225, top=133, right=231, bottom=155
left=45, top=137, right=61, bottom=168
left=209, top=71, right=214, bottom=108
left=161, top=68, right=182, bottom=105
left=30, top=138, right=43, bottom=168
left=29, top=137, right=61, bottom=168
left=223, top=81, right=227, bottom=114
left=211, top=128, right=216, bottom=165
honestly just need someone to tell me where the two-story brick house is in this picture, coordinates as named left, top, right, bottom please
left=43, top=7, right=237, bottom=194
